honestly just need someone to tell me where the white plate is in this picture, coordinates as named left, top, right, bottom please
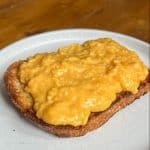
left=0, top=29, right=149, bottom=150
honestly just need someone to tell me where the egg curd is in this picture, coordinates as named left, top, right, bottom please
left=18, top=38, right=148, bottom=126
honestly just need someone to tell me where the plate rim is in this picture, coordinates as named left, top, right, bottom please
left=0, top=28, right=149, bottom=55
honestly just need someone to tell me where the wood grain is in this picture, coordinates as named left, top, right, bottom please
left=0, top=0, right=149, bottom=49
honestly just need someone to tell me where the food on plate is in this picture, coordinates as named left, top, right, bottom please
left=4, top=38, right=150, bottom=137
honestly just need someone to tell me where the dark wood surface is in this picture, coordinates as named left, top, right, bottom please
left=0, top=0, right=149, bottom=49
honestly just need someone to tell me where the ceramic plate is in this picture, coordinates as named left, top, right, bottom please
left=0, top=29, right=149, bottom=150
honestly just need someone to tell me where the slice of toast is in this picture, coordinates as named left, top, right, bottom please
left=4, top=62, right=150, bottom=137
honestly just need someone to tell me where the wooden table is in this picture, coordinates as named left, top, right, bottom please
left=0, top=0, right=149, bottom=49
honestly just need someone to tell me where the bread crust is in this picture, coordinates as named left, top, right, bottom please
left=4, top=62, right=150, bottom=137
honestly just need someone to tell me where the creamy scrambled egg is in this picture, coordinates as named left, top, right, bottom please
left=18, top=38, right=148, bottom=126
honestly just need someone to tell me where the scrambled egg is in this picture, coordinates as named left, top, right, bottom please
left=18, top=38, right=148, bottom=126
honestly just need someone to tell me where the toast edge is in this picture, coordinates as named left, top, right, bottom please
left=4, top=62, right=150, bottom=137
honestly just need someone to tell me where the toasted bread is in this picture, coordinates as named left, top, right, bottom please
left=4, top=61, right=150, bottom=137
